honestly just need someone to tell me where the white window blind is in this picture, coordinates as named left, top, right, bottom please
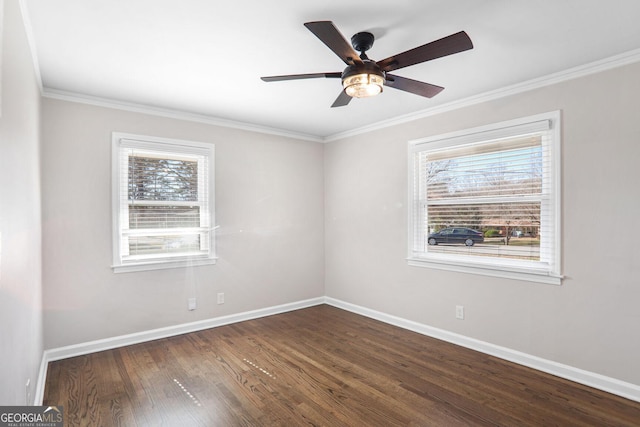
left=112, top=133, right=215, bottom=272
left=408, top=112, right=561, bottom=284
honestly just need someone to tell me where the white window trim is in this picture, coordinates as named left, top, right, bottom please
left=111, top=132, right=217, bottom=273
left=407, top=111, right=562, bottom=285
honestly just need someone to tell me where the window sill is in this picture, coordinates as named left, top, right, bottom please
left=112, top=257, right=217, bottom=273
left=407, top=257, right=562, bottom=285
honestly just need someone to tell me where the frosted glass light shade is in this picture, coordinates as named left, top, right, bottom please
left=343, top=73, right=384, bottom=98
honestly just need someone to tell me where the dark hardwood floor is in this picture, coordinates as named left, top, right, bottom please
left=44, top=305, right=640, bottom=426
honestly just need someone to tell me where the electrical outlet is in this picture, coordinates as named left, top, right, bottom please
left=217, top=292, right=225, bottom=305
left=455, top=305, right=465, bottom=320
left=25, top=379, right=31, bottom=405
left=188, top=298, right=197, bottom=311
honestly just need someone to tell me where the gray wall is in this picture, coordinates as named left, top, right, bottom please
left=325, top=61, right=640, bottom=385
left=0, top=0, right=44, bottom=405
left=41, top=99, right=325, bottom=349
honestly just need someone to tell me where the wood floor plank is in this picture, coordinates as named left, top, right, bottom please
left=44, top=305, right=640, bottom=426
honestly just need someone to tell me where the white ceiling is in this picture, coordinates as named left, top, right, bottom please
left=23, top=0, right=640, bottom=139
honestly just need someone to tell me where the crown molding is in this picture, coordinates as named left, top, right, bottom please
left=42, top=89, right=325, bottom=143
left=324, top=48, right=640, bottom=142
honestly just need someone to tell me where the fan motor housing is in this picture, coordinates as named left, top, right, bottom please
left=341, top=61, right=385, bottom=81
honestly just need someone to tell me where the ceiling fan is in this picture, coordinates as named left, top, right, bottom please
left=261, top=21, right=473, bottom=107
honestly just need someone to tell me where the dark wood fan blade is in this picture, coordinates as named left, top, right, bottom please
left=384, top=74, right=444, bottom=98
left=331, top=90, right=352, bottom=108
left=261, top=72, right=342, bottom=82
left=377, top=31, right=473, bottom=72
left=304, top=21, right=362, bottom=65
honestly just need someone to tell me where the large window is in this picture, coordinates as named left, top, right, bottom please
left=408, top=112, right=561, bottom=284
left=112, top=133, right=215, bottom=272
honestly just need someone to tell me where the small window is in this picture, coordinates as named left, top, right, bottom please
left=408, top=112, right=562, bottom=284
left=112, top=133, right=216, bottom=272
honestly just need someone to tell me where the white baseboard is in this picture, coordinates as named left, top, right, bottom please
left=35, top=296, right=640, bottom=405
left=34, top=351, right=49, bottom=406
left=324, top=297, right=640, bottom=403
left=34, top=297, right=324, bottom=404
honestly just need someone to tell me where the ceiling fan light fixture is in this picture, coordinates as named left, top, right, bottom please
left=260, top=21, right=474, bottom=108
left=343, top=73, right=384, bottom=98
